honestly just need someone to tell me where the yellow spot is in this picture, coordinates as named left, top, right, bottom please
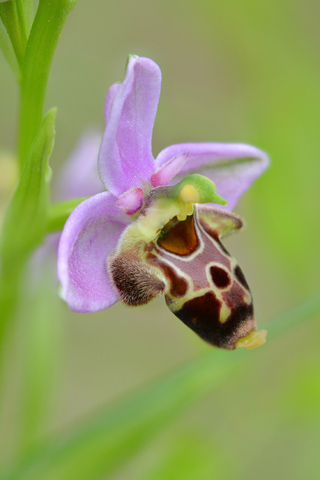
left=235, top=329, right=267, bottom=350
left=219, top=303, right=231, bottom=323
left=243, top=295, right=251, bottom=305
left=186, top=202, right=194, bottom=216
left=179, top=184, right=200, bottom=204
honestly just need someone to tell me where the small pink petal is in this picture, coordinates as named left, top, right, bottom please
left=116, top=187, right=144, bottom=215
left=150, top=152, right=189, bottom=187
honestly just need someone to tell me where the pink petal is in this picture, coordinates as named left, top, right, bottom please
left=99, top=56, right=161, bottom=196
left=155, top=143, right=269, bottom=210
left=57, top=192, right=129, bottom=313
left=116, top=187, right=144, bottom=215
left=150, top=152, right=189, bottom=187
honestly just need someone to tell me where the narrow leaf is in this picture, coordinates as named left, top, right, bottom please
left=0, top=17, right=20, bottom=77
left=0, top=0, right=26, bottom=65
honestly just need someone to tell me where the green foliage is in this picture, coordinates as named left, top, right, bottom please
left=141, top=433, right=227, bottom=480
left=18, top=0, right=78, bottom=168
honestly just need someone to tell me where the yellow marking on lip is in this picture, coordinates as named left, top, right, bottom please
left=219, top=303, right=231, bottom=323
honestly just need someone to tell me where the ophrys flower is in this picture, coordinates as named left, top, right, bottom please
left=57, top=56, right=269, bottom=350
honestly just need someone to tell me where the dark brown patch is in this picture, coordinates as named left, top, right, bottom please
left=234, top=265, right=249, bottom=290
left=146, top=253, right=188, bottom=298
left=210, top=266, right=230, bottom=288
left=158, top=215, right=198, bottom=255
left=109, top=253, right=165, bottom=306
left=168, top=292, right=255, bottom=349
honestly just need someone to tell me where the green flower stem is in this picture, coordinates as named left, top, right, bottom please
left=18, top=0, right=77, bottom=169
left=0, top=109, right=56, bottom=364
left=47, top=197, right=88, bottom=233
left=2, top=294, right=320, bottom=480
left=0, top=0, right=77, bottom=377
left=0, top=0, right=27, bottom=67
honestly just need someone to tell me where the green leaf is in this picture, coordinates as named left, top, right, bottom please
left=1, top=108, right=56, bottom=261
left=15, top=0, right=34, bottom=38
left=0, top=16, right=20, bottom=77
left=0, top=0, right=27, bottom=66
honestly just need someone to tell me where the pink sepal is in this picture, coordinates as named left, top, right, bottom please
left=151, top=152, right=189, bottom=187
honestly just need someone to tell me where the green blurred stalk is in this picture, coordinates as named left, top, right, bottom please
left=18, top=264, right=65, bottom=456
left=0, top=109, right=56, bottom=370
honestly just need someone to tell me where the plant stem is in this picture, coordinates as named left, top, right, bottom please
left=18, top=0, right=77, bottom=170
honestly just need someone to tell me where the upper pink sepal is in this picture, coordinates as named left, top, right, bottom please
left=99, top=56, right=162, bottom=196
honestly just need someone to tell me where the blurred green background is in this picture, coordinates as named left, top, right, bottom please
left=1, top=0, right=320, bottom=478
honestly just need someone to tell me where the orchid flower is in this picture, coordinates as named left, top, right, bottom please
left=57, top=56, right=269, bottom=350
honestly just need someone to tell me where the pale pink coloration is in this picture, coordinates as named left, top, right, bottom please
left=58, top=56, right=269, bottom=313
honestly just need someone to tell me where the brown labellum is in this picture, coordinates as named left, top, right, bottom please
left=109, top=205, right=265, bottom=350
